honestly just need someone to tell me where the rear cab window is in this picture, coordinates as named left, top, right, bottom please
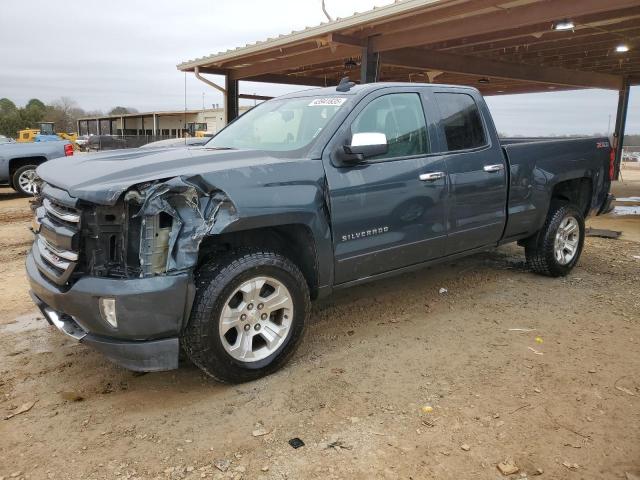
left=435, top=92, right=487, bottom=152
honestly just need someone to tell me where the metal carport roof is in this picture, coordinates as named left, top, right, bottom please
left=178, top=0, right=640, bottom=95
left=177, top=0, right=639, bottom=176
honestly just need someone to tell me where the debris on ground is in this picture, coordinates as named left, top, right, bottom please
left=508, top=328, right=536, bottom=332
left=438, top=287, right=448, bottom=294
left=585, top=227, right=622, bottom=239
left=615, top=385, right=635, bottom=396
left=4, top=401, right=36, bottom=420
left=288, top=438, right=305, bottom=449
left=60, top=391, right=84, bottom=402
left=528, top=346, right=544, bottom=355
left=326, top=440, right=352, bottom=451
left=213, top=459, right=230, bottom=472
left=497, top=460, right=519, bottom=475
left=460, top=444, right=470, bottom=451
left=562, top=461, right=579, bottom=469
left=252, top=423, right=270, bottom=437
left=614, top=376, right=637, bottom=396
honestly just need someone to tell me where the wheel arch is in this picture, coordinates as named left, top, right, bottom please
left=9, top=156, right=47, bottom=187
left=197, top=223, right=321, bottom=299
left=550, top=177, right=593, bottom=218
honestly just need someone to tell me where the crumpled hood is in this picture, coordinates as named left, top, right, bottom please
left=36, top=147, right=291, bottom=205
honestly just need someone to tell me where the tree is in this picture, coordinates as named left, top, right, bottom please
left=22, top=98, right=46, bottom=127
left=26, top=98, right=46, bottom=112
left=0, top=98, right=17, bottom=115
left=0, top=98, right=23, bottom=137
left=45, top=97, right=86, bottom=133
left=109, top=106, right=138, bottom=115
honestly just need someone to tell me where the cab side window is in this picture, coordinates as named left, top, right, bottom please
left=435, top=93, right=486, bottom=151
left=351, top=93, right=429, bottom=160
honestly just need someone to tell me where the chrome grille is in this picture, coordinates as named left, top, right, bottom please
left=34, top=189, right=82, bottom=286
left=43, top=198, right=80, bottom=223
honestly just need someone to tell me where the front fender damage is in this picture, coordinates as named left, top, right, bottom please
left=127, top=176, right=237, bottom=275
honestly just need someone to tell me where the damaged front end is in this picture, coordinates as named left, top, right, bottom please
left=85, top=177, right=238, bottom=279
left=26, top=176, right=238, bottom=371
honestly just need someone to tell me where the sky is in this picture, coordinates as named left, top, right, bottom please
left=0, top=0, right=637, bottom=136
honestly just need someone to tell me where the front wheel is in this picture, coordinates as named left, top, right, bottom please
left=525, top=203, right=585, bottom=277
left=182, top=250, right=310, bottom=383
left=12, top=165, right=40, bottom=196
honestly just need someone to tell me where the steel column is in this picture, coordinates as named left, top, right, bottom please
left=361, top=39, right=379, bottom=84
left=613, top=80, right=631, bottom=180
left=226, top=75, right=239, bottom=124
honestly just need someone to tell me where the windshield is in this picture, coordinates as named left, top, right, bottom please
left=206, top=96, right=347, bottom=152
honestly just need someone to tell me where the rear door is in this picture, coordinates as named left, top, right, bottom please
left=323, top=88, right=448, bottom=284
left=433, top=91, right=507, bottom=254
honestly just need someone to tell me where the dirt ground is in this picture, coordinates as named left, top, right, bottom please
left=1, top=169, right=639, bottom=480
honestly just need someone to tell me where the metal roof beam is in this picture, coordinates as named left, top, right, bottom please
left=371, top=0, right=640, bottom=53
left=243, top=74, right=330, bottom=87
left=437, top=10, right=640, bottom=53
left=451, top=25, right=640, bottom=57
left=382, top=47, right=624, bottom=90
left=228, top=46, right=360, bottom=80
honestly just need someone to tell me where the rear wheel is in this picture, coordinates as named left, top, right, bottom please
left=182, top=250, right=310, bottom=383
left=12, top=165, right=39, bottom=196
left=525, top=203, right=585, bottom=277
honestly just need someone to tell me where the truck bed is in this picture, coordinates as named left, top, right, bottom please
left=500, top=136, right=612, bottom=242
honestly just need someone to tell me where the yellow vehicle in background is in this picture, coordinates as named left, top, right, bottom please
left=17, top=122, right=78, bottom=146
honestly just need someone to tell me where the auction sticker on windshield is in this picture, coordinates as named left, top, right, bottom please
left=308, top=98, right=347, bottom=107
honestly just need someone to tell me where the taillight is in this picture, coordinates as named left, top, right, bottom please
left=609, top=148, right=615, bottom=180
left=64, top=144, right=73, bottom=156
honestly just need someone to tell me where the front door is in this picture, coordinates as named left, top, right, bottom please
left=323, top=89, right=448, bottom=284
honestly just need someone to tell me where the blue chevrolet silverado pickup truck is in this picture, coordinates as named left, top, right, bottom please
left=0, top=140, right=74, bottom=195
left=27, top=82, right=614, bottom=382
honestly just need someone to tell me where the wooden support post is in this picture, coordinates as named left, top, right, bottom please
left=613, top=80, right=631, bottom=180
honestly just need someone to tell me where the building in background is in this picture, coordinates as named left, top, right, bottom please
left=77, top=106, right=251, bottom=138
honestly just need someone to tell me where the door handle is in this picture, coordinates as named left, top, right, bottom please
left=419, top=172, right=445, bottom=182
left=483, top=164, right=504, bottom=173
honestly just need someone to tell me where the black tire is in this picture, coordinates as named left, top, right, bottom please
left=182, top=250, right=310, bottom=383
left=525, top=203, right=585, bottom=277
left=12, top=164, right=39, bottom=196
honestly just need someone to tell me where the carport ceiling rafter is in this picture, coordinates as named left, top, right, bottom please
left=178, top=0, right=640, bottom=94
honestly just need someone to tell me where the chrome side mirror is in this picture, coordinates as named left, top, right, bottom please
left=339, top=132, right=388, bottom=164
